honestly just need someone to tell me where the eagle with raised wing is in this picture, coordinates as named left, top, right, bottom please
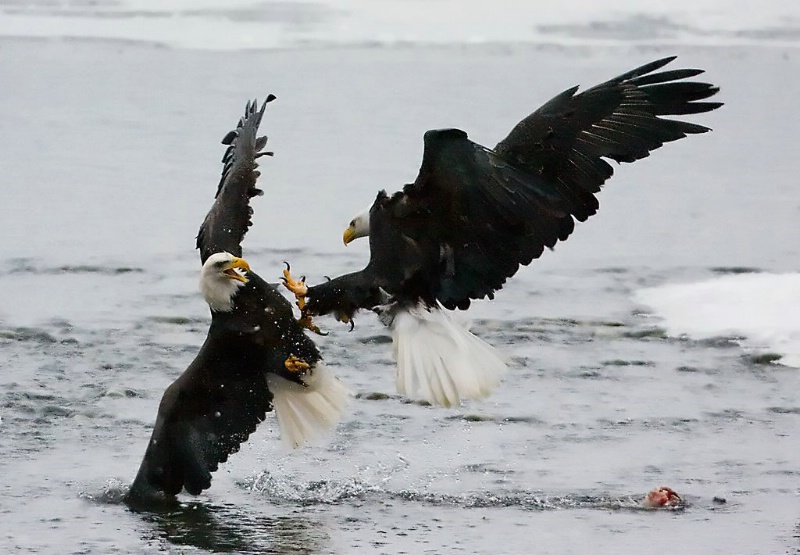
left=125, top=98, right=349, bottom=506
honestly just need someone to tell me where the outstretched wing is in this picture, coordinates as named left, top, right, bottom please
left=196, top=96, right=276, bottom=264
left=126, top=336, right=273, bottom=501
left=494, top=56, right=722, bottom=199
left=378, top=57, right=721, bottom=310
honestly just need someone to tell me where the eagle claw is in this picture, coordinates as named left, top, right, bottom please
left=299, top=314, right=327, bottom=336
left=281, top=262, right=309, bottom=309
left=284, top=355, right=310, bottom=373
left=282, top=263, right=326, bottom=334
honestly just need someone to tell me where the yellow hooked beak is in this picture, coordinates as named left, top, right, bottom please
left=343, top=225, right=356, bottom=246
left=223, top=256, right=251, bottom=283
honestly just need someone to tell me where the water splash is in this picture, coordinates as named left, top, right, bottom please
left=244, top=469, right=687, bottom=512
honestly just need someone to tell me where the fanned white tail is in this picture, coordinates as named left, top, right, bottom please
left=266, top=363, right=351, bottom=449
left=391, top=302, right=507, bottom=407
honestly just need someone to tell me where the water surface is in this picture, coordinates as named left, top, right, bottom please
left=1, top=8, right=799, bottom=554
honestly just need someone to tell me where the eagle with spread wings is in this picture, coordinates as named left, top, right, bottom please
left=282, top=56, right=722, bottom=407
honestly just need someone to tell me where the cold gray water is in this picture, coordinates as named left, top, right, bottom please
left=1, top=2, right=799, bottom=553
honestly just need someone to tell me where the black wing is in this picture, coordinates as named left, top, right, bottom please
left=494, top=56, right=722, bottom=198
left=125, top=334, right=273, bottom=503
left=125, top=274, right=324, bottom=505
left=196, top=96, right=276, bottom=264
left=376, top=57, right=721, bottom=310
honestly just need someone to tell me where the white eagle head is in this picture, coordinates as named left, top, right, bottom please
left=342, top=206, right=371, bottom=245
left=200, top=252, right=251, bottom=312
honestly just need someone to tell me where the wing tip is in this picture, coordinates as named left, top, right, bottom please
left=649, top=55, right=678, bottom=71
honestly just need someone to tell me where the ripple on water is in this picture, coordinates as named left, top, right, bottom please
left=0, top=327, right=59, bottom=344
left=6, top=261, right=145, bottom=276
left=710, top=266, right=762, bottom=275
left=242, top=470, right=688, bottom=513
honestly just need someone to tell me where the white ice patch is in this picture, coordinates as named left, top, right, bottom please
left=635, top=273, right=800, bottom=368
left=391, top=302, right=507, bottom=407
left=267, top=363, right=351, bottom=449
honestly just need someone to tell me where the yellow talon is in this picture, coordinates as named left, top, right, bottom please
left=281, top=262, right=308, bottom=310
left=298, top=315, right=326, bottom=336
left=281, top=262, right=326, bottom=335
left=284, top=355, right=310, bottom=373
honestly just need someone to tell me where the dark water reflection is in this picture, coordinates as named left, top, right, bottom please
left=131, top=502, right=330, bottom=554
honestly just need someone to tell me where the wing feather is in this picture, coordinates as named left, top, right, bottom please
left=495, top=56, right=721, bottom=191
left=126, top=336, right=273, bottom=501
left=368, top=57, right=721, bottom=310
left=196, top=96, right=276, bottom=264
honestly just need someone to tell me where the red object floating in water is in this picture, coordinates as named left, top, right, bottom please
left=643, top=486, right=682, bottom=508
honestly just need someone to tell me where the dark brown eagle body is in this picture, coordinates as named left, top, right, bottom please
left=303, top=56, right=722, bottom=319
left=125, top=98, right=337, bottom=505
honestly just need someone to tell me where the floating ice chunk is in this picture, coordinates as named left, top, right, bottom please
left=636, top=273, right=800, bottom=368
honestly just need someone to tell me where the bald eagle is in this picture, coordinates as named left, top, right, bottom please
left=125, top=98, right=349, bottom=506
left=283, top=56, right=722, bottom=407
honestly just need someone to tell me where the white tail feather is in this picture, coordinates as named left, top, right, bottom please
left=391, top=302, right=507, bottom=407
left=266, top=363, right=351, bottom=449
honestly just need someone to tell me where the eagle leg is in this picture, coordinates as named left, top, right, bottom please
left=281, top=263, right=326, bottom=335
left=298, top=314, right=327, bottom=336
left=281, top=262, right=308, bottom=309
left=284, top=355, right=311, bottom=373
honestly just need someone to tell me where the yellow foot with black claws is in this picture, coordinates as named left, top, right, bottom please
left=284, top=355, right=310, bottom=373
left=281, top=262, right=326, bottom=335
left=298, top=315, right=327, bottom=336
left=281, top=262, right=308, bottom=310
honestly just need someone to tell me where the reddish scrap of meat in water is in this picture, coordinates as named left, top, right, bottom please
left=643, top=486, right=682, bottom=508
